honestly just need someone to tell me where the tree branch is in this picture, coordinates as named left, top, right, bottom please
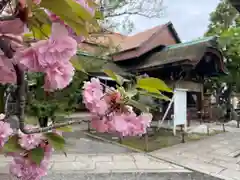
left=0, top=37, right=14, bottom=58
left=105, top=10, right=163, bottom=18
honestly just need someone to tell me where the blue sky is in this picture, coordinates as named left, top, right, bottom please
left=130, top=0, right=220, bottom=42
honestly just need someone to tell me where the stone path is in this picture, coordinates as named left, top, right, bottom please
left=49, top=153, right=188, bottom=174
left=150, top=132, right=240, bottom=180
left=0, top=153, right=189, bottom=175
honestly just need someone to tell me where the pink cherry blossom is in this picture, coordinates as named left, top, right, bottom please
left=0, top=19, right=24, bottom=35
left=9, top=136, right=54, bottom=180
left=0, top=56, right=17, bottom=84
left=44, top=61, right=75, bottom=91
left=18, top=23, right=77, bottom=91
left=19, top=0, right=41, bottom=6
left=33, top=0, right=41, bottom=4
left=19, top=23, right=77, bottom=71
left=18, top=125, right=43, bottom=150
left=83, top=78, right=108, bottom=115
left=0, top=121, right=13, bottom=147
left=76, top=0, right=95, bottom=16
left=48, top=12, right=85, bottom=43
left=10, top=156, right=48, bottom=180
left=90, top=115, right=109, bottom=132
left=82, top=78, right=153, bottom=136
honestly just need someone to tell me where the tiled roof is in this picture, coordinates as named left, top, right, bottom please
left=117, top=24, right=166, bottom=52
left=80, top=22, right=174, bottom=54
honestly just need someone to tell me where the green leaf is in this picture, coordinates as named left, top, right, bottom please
left=23, top=33, right=34, bottom=41
left=3, top=135, right=23, bottom=153
left=29, top=147, right=45, bottom=165
left=137, top=86, right=160, bottom=94
left=44, top=132, right=66, bottom=151
left=125, top=89, right=138, bottom=98
left=139, top=91, right=170, bottom=101
left=137, top=77, right=172, bottom=92
left=40, top=0, right=87, bottom=36
left=104, top=69, right=124, bottom=85
left=66, top=0, right=94, bottom=21
left=126, top=99, right=149, bottom=112
left=94, top=10, right=104, bottom=20
left=70, top=56, right=86, bottom=73
left=28, top=18, right=51, bottom=40
left=56, top=126, right=73, bottom=132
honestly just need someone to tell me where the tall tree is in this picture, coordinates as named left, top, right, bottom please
left=205, top=0, right=240, bottom=118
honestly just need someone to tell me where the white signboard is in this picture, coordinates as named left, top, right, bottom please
left=173, top=88, right=187, bottom=135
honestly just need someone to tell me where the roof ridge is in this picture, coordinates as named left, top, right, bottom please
left=137, top=22, right=170, bottom=49
left=165, top=36, right=217, bottom=50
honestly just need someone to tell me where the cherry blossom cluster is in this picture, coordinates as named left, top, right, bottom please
left=83, top=78, right=153, bottom=136
left=0, top=0, right=95, bottom=91
left=0, top=114, right=60, bottom=180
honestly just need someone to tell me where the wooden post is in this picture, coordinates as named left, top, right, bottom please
left=200, top=85, right=204, bottom=124
left=237, top=115, right=240, bottom=128
left=144, top=133, right=149, bottom=151
left=87, top=121, right=90, bottom=132
left=207, top=124, right=210, bottom=136
left=118, top=135, right=123, bottom=144
left=180, top=125, right=185, bottom=143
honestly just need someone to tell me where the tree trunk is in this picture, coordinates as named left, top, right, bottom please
left=38, top=116, right=48, bottom=127
left=0, top=85, right=5, bottom=113
left=226, top=83, right=232, bottom=121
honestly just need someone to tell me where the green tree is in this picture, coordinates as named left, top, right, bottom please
left=205, top=0, right=240, bottom=118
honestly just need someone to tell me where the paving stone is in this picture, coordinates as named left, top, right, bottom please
left=95, top=161, right=137, bottom=171
left=219, top=169, right=240, bottom=180
left=52, top=161, right=95, bottom=171
left=51, top=154, right=76, bottom=162
left=132, top=154, right=152, bottom=162
left=151, top=132, right=240, bottom=180
left=135, top=160, right=175, bottom=170
left=178, top=152, right=214, bottom=163
left=213, top=148, right=234, bottom=156
left=75, top=154, right=92, bottom=162
left=0, top=156, right=12, bottom=163
left=185, top=160, right=224, bottom=175
left=91, top=155, right=113, bottom=162
left=228, top=149, right=240, bottom=157
left=210, top=159, right=240, bottom=170
left=112, top=154, right=134, bottom=161
left=0, top=163, right=9, bottom=174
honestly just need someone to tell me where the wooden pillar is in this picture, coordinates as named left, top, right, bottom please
left=200, top=84, right=204, bottom=123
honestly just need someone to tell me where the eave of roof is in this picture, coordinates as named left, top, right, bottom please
left=124, top=36, right=226, bottom=74
left=229, top=0, right=240, bottom=12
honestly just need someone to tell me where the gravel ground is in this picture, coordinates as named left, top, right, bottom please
left=43, top=172, right=222, bottom=180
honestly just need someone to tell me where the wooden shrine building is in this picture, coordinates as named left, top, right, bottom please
left=77, top=22, right=227, bottom=123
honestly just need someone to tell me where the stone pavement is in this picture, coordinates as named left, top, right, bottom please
left=49, top=153, right=189, bottom=174
left=0, top=153, right=189, bottom=175
left=150, top=132, right=240, bottom=180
